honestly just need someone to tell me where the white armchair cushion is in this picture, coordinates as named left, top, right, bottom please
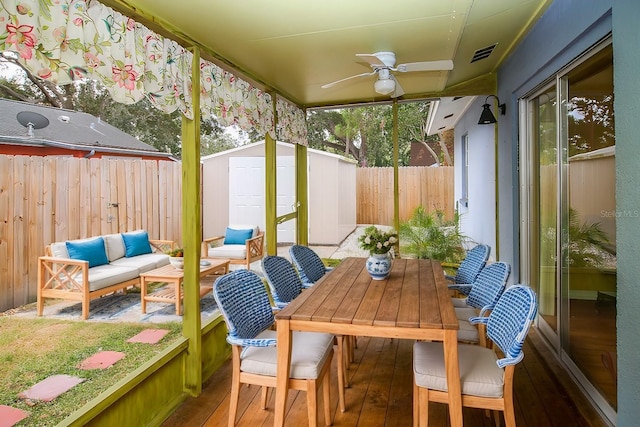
left=414, top=341, right=504, bottom=398
left=240, top=329, right=334, bottom=380
left=207, top=244, right=247, bottom=260
left=451, top=297, right=468, bottom=308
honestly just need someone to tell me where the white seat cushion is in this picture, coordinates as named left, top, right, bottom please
left=451, top=297, right=468, bottom=308
left=414, top=341, right=504, bottom=398
left=208, top=245, right=246, bottom=260
left=110, top=253, right=170, bottom=272
left=455, top=307, right=477, bottom=321
left=72, top=264, right=140, bottom=292
left=240, top=330, right=334, bottom=379
left=457, top=319, right=480, bottom=343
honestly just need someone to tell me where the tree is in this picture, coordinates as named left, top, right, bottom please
left=306, top=101, right=451, bottom=167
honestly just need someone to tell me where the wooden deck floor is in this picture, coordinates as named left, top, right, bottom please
left=162, top=328, right=610, bottom=427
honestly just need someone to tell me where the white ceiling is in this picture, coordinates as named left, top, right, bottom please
left=104, top=0, right=551, bottom=109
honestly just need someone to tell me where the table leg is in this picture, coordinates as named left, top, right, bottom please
left=443, top=329, right=463, bottom=427
left=141, top=278, right=148, bottom=314
left=274, top=319, right=292, bottom=427
left=175, top=278, right=182, bottom=316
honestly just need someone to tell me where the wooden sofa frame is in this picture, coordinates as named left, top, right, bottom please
left=37, top=238, right=174, bottom=320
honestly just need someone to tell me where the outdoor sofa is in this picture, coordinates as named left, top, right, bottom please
left=37, top=230, right=174, bottom=320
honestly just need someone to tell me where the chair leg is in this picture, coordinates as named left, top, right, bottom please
left=413, top=381, right=419, bottom=427
left=260, top=386, right=269, bottom=409
left=228, top=346, right=242, bottom=427
left=418, top=386, right=429, bottom=427
left=307, top=379, right=319, bottom=427
left=322, top=367, right=333, bottom=426
left=336, top=335, right=346, bottom=412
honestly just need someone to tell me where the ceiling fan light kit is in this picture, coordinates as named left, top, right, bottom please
left=321, top=51, right=454, bottom=98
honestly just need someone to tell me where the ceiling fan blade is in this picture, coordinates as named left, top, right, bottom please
left=391, top=77, right=405, bottom=98
left=395, top=60, right=454, bottom=73
left=321, top=71, right=376, bottom=89
left=355, top=53, right=387, bottom=68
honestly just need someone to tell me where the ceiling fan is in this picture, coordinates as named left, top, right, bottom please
left=321, top=51, right=454, bottom=98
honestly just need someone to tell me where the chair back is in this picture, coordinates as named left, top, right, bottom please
left=455, top=244, right=490, bottom=284
left=213, top=270, right=274, bottom=342
left=262, top=255, right=303, bottom=308
left=487, top=284, right=538, bottom=366
left=466, top=261, right=510, bottom=311
left=289, top=245, right=327, bottom=284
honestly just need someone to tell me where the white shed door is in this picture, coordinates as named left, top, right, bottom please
left=228, top=156, right=295, bottom=242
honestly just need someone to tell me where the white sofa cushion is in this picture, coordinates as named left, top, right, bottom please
left=240, top=329, right=334, bottom=379
left=207, top=244, right=246, bottom=260
left=110, top=253, right=170, bottom=273
left=70, top=264, right=140, bottom=292
left=103, top=233, right=126, bottom=261
left=414, top=341, right=504, bottom=398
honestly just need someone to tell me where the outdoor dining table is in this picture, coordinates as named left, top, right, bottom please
left=274, top=256, right=463, bottom=427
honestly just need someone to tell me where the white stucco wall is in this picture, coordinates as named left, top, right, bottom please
left=454, top=97, right=497, bottom=262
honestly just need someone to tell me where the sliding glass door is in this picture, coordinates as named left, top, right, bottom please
left=525, top=41, right=616, bottom=421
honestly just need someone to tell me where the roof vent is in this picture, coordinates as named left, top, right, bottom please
left=58, top=115, right=70, bottom=123
left=471, top=44, right=497, bottom=63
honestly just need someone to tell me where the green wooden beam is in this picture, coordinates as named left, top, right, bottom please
left=265, top=109, right=278, bottom=255
left=181, top=46, right=202, bottom=397
left=295, top=143, right=309, bottom=245
left=393, top=101, right=400, bottom=233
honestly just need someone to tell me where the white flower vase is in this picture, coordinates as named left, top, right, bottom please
left=366, top=253, right=392, bottom=280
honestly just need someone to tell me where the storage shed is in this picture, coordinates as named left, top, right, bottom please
left=202, top=140, right=357, bottom=245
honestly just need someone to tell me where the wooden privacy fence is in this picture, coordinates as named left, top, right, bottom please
left=357, top=166, right=454, bottom=225
left=0, top=157, right=453, bottom=312
left=0, top=155, right=182, bottom=312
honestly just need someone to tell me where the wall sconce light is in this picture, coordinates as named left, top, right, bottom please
left=478, top=95, right=506, bottom=124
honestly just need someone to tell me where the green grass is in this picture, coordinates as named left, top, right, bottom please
left=0, top=317, right=181, bottom=426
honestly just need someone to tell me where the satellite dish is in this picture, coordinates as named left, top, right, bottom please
left=17, top=111, right=49, bottom=137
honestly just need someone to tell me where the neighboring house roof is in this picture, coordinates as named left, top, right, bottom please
left=0, top=98, right=175, bottom=159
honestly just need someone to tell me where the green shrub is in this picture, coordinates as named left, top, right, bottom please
left=399, top=206, right=468, bottom=263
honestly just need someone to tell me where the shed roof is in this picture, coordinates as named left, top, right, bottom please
left=201, top=140, right=358, bottom=164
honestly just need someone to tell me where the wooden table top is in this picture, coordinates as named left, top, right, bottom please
left=276, top=257, right=458, bottom=332
left=139, top=258, right=229, bottom=280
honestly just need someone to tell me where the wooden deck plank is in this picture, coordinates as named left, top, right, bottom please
left=162, top=329, right=609, bottom=427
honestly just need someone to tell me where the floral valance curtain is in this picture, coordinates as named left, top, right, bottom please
left=0, top=0, right=308, bottom=144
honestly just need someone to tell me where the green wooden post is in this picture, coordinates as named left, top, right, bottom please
left=393, top=101, right=400, bottom=233
left=181, top=46, right=202, bottom=396
left=265, top=131, right=277, bottom=256
left=295, top=142, right=308, bottom=245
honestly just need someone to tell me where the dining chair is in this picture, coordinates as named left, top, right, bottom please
left=289, top=244, right=333, bottom=287
left=413, top=284, right=538, bottom=427
left=213, top=269, right=335, bottom=427
left=446, top=244, right=491, bottom=296
left=453, top=262, right=510, bottom=346
left=262, top=255, right=348, bottom=412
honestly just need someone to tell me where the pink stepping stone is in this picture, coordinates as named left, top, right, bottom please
left=126, top=329, right=169, bottom=344
left=78, top=351, right=125, bottom=370
left=0, top=405, right=29, bottom=427
left=19, top=375, right=84, bottom=402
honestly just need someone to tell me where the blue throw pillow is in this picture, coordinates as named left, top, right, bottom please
left=121, top=231, right=153, bottom=257
left=224, top=228, right=253, bottom=245
left=66, top=237, right=109, bottom=268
